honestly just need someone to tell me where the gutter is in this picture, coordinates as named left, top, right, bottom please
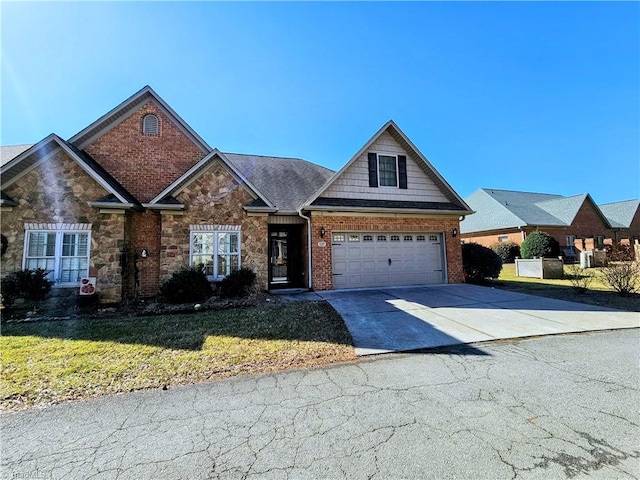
left=297, top=208, right=313, bottom=290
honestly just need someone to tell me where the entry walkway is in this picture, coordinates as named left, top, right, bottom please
left=308, top=284, right=639, bottom=355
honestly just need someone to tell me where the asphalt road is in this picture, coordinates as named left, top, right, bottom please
left=2, top=329, right=639, bottom=479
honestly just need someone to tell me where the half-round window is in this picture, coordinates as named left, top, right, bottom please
left=142, top=114, right=159, bottom=135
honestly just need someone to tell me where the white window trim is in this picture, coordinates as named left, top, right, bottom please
left=189, top=225, right=241, bottom=281
left=22, top=226, right=92, bottom=287
left=377, top=154, right=399, bottom=188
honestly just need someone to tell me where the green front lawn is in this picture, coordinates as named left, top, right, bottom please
left=492, top=264, right=640, bottom=312
left=1, top=301, right=355, bottom=411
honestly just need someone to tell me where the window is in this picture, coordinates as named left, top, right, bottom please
left=24, top=228, right=91, bottom=285
left=429, top=235, right=439, bottom=242
left=348, top=234, right=360, bottom=242
left=416, top=235, right=426, bottom=242
left=333, top=234, right=345, bottom=242
left=390, top=235, right=400, bottom=242
left=190, top=227, right=240, bottom=280
left=363, top=235, right=373, bottom=242
left=498, top=236, right=509, bottom=243
left=595, top=236, right=604, bottom=246
left=378, top=155, right=398, bottom=187
left=404, top=235, right=413, bottom=242
left=377, top=235, right=387, bottom=242
left=566, top=235, right=575, bottom=247
left=142, top=114, right=159, bottom=135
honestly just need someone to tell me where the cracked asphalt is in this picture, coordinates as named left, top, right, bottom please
left=2, top=329, right=638, bottom=479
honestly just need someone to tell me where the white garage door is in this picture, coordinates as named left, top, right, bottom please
left=331, top=232, right=445, bottom=289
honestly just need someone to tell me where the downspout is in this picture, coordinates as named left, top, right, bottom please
left=298, top=208, right=313, bottom=290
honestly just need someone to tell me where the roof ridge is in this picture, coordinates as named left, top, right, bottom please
left=224, top=151, right=335, bottom=173
left=482, top=187, right=564, bottom=197
left=600, top=199, right=639, bottom=206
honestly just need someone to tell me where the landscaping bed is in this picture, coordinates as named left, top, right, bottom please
left=492, top=264, right=640, bottom=312
left=1, top=301, right=356, bottom=411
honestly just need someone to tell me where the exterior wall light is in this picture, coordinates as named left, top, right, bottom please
left=452, top=228, right=458, bottom=237
left=141, top=249, right=149, bottom=258
left=320, top=227, right=326, bottom=238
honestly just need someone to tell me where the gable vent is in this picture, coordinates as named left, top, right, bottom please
left=142, top=114, right=159, bottom=135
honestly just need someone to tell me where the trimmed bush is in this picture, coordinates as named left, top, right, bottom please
left=1, top=268, right=53, bottom=308
left=491, top=242, right=521, bottom=264
left=219, top=267, right=257, bottom=298
left=158, top=267, right=213, bottom=304
left=520, top=231, right=560, bottom=259
left=462, top=243, right=502, bottom=283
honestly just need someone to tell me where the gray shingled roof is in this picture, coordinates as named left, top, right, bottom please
left=599, top=199, right=640, bottom=229
left=461, top=188, right=605, bottom=234
left=1, top=144, right=33, bottom=167
left=224, top=153, right=334, bottom=213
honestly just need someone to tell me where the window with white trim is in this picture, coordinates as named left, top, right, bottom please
left=566, top=235, right=575, bottom=247
left=378, top=155, right=398, bottom=187
left=190, top=227, right=240, bottom=280
left=24, top=228, right=91, bottom=285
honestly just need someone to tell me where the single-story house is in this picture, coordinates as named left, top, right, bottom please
left=0, top=86, right=473, bottom=302
left=598, top=200, right=640, bottom=245
left=460, top=188, right=638, bottom=255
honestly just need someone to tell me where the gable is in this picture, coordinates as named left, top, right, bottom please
left=3, top=148, right=113, bottom=215
left=1, top=135, right=138, bottom=209
left=146, top=150, right=274, bottom=212
left=84, top=101, right=206, bottom=203
left=568, top=197, right=612, bottom=235
left=322, top=131, right=450, bottom=203
left=305, top=121, right=472, bottom=214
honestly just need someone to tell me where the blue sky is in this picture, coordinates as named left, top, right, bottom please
left=1, top=2, right=638, bottom=204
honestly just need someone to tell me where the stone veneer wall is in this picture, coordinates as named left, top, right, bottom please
left=159, top=163, right=269, bottom=289
left=0, top=150, right=126, bottom=302
left=309, top=214, right=464, bottom=290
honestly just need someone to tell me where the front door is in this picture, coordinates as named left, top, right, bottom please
left=269, top=226, right=303, bottom=289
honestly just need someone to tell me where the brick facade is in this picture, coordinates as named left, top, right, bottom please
left=309, top=214, right=464, bottom=290
left=85, top=101, right=205, bottom=203
left=159, top=163, right=269, bottom=290
left=0, top=150, right=125, bottom=302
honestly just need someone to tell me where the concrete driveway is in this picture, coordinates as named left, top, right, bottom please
left=315, top=284, right=639, bottom=355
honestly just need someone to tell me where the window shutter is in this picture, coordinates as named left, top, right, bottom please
left=398, top=155, right=407, bottom=189
left=368, top=153, right=378, bottom=187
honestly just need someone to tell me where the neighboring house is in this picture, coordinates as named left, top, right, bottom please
left=599, top=199, right=640, bottom=245
left=0, top=86, right=472, bottom=302
left=460, top=188, right=621, bottom=254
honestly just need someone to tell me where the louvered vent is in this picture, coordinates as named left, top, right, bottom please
left=142, top=114, right=159, bottom=135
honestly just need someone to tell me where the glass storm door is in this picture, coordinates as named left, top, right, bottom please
left=270, top=231, right=289, bottom=284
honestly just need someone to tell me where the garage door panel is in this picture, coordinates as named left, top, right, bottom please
left=331, top=232, right=445, bottom=289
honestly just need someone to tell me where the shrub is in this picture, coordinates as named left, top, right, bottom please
left=602, top=243, right=634, bottom=262
left=158, top=267, right=213, bottom=304
left=462, top=243, right=502, bottom=283
left=219, top=267, right=257, bottom=298
left=520, top=231, right=560, bottom=259
left=491, top=242, right=521, bottom=264
left=1, top=268, right=53, bottom=308
left=564, top=265, right=593, bottom=294
left=1, top=275, right=20, bottom=308
left=600, top=262, right=639, bottom=296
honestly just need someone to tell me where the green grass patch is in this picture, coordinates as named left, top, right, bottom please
left=492, top=264, right=639, bottom=312
left=1, top=302, right=355, bottom=411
